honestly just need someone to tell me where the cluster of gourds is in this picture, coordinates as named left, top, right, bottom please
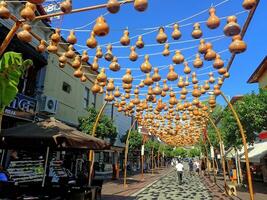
left=0, top=0, right=257, bottom=146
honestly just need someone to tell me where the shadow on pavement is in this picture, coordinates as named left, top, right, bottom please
left=102, top=194, right=136, bottom=200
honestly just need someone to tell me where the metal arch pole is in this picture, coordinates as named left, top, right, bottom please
left=124, top=119, right=137, bottom=188
left=220, top=92, right=254, bottom=200
left=204, top=130, right=216, bottom=183
left=88, top=101, right=108, bottom=186
left=206, top=115, right=227, bottom=193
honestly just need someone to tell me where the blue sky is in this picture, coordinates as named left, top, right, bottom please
left=48, top=0, right=267, bottom=106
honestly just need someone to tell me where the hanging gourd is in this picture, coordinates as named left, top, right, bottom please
left=65, top=45, right=75, bottom=59
left=152, top=67, right=161, bottom=82
left=129, top=46, right=138, bottom=61
left=213, top=84, right=221, bottom=96
left=73, top=68, right=83, bottom=78
left=206, top=7, right=220, bottom=29
left=123, top=83, right=132, bottom=90
left=80, top=74, right=87, bottom=83
left=51, top=28, right=61, bottom=43
left=198, top=39, right=207, bottom=54
left=60, top=0, right=72, bottom=13
left=107, top=0, right=120, bottom=14
left=122, top=69, right=133, bottom=84
left=86, top=32, right=98, bottom=49
left=72, top=55, right=81, bottom=69
left=36, top=40, right=46, bottom=53
left=147, top=86, right=153, bottom=95
left=140, top=55, right=152, bottom=73
left=134, top=86, right=139, bottom=94
left=81, top=51, right=89, bottom=62
left=192, top=23, right=202, bottom=39
left=172, top=23, right=181, bottom=40
left=167, top=65, right=178, bottom=81
left=192, top=72, right=198, bottom=84
left=153, top=83, right=162, bottom=95
left=172, top=50, right=184, bottom=64
left=107, top=79, right=115, bottom=91
left=218, top=77, right=224, bottom=86
left=59, top=53, right=67, bottom=64
left=200, top=86, right=206, bottom=94
left=20, top=2, right=36, bottom=21
left=120, top=29, right=130, bottom=46
left=144, top=73, right=153, bottom=86
left=169, top=90, right=178, bottom=105
left=183, top=62, right=191, bottom=74
left=17, top=24, right=32, bottom=43
left=109, top=56, right=120, bottom=71
left=209, top=72, right=215, bottom=83
left=162, top=80, right=169, bottom=91
left=213, top=54, right=224, bottom=69
left=161, top=90, right=166, bottom=97
left=114, top=87, right=121, bottom=97
left=27, top=0, right=45, bottom=4
left=59, top=62, right=65, bottom=68
left=203, top=80, right=210, bottom=90
left=93, top=16, right=109, bottom=37
left=67, top=30, right=77, bottom=44
left=92, top=80, right=101, bottom=94
left=193, top=54, right=203, bottom=68
left=192, top=85, right=201, bottom=98
left=229, top=35, right=247, bottom=54
left=134, top=0, right=148, bottom=12
left=181, top=87, right=188, bottom=95
left=218, top=67, right=227, bottom=75
left=47, top=41, right=58, bottom=53
left=204, top=42, right=216, bottom=61
left=223, top=71, right=230, bottom=78
left=162, top=43, right=170, bottom=56
left=139, top=80, right=145, bottom=88
left=177, top=77, right=184, bottom=88
left=0, top=1, right=10, bottom=19
left=242, top=0, right=256, bottom=9
left=224, top=16, right=241, bottom=37
left=94, top=47, right=102, bottom=59
left=91, top=57, right=99, bottom=71
left=103, top=44, right=113, bottom=61
left=97, top=68, right=107, bottom=83
left=133, top=95, right=140, bottom=105
left=136, top=35, right=144, bottom=49
left=156, top=27, right=167, bottom=44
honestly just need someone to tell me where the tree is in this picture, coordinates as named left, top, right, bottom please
left=0, top=52, right=32, bottom=133
left=120, top=130, right=142, bottom=152
left=220, top=90, right=267, bottom=149
left=78, top=107, right=118, bottom=143
left=188, top=148, right=201, bottom=158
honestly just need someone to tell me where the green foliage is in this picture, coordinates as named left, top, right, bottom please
left=188, top=148, right=201, bottom=158
left=171, top=147, right=187, bottom=158
left=217, top=90, right=267, bottom=149
left=78, top=107, right=118, bottom=142
left=127, top=130, right=142, bottom=152
left=0, top=52, right=32, bottom=112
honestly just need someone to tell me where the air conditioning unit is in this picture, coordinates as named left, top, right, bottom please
left=39, top=96, right=58, bottom=114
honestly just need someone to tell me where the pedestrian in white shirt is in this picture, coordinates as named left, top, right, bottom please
left=175, top=159, right=184, bottom=184
left=194, top=160, right=200, bottom=175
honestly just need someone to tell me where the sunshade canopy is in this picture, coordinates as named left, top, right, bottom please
left=0, top=118, right=110, bottom=150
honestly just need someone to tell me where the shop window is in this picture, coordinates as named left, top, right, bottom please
left=62, top=82, right=71, bottom=93
left=83, top=87, right=90, bottom=109
left=92, top=93, right=96, bottom=108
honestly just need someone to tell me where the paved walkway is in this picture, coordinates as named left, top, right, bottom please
left=136, top=171, right=213, bottom=200
left=102, top=167, right=173, bottom=200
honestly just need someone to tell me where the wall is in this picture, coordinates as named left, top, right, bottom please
left=43, top=53, right=103, bottom=126
left=105, top=103, right=133, bottom=147
left=258, top=70, right=267, bottom=90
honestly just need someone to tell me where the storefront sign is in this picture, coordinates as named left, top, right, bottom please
left=4, top=93, right=37, bottom=121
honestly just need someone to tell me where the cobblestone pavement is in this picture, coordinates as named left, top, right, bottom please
left=136, top=170, right=213, bottom=200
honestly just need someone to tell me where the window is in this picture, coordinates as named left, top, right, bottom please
left=62, top=82, right=71, bottom=93
left=83, top=87, right=90, bottom=109
left=92, top=93, right=96, bottom=108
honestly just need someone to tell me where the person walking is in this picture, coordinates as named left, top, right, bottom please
left=189, top=159, right=194, bottom=175
left=175, top=159, right=184, bottom=184
left=194, top=160, right=200, bottom=175
left=201, top=159, right=206, bottom=176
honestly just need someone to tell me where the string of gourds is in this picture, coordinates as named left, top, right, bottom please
left=0, top=0, right=257, bottom=146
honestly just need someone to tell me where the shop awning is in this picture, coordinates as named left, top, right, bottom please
left=240, top=141, right=267, bottom=163
left=0, top=118, right=110, bottom=150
